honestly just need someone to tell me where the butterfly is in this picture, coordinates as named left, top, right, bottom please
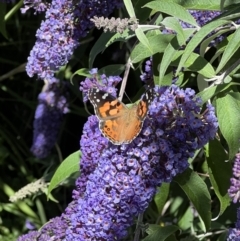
left=88, top=87, right=154, bottom=145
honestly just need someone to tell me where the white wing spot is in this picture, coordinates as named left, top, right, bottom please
left=96, top=99, right=100, bottom=102
left=102, top=93, right=108, bottom=99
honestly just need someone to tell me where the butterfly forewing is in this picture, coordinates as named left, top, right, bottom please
left=88, top=88, right=126, bottom=120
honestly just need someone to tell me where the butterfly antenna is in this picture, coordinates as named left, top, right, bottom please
left=123, top=91, right=133, bottom=103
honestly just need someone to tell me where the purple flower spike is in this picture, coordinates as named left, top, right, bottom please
left=66, top=85, right=218, bottom=240
left=72, top=115, right=108, bottom=199
left=140, top=58, right=152, bottom=83
left=31, top=79, right=69, bottom=159
left=26, top=0, right=122, bottom=81
left=16, top=231, right=40, bottom=241
left=227, top=207, right=240, bottom=241
left=66, top=120, right=162, bottom=241
left=21, top=0, right=49, bottom=14
left=228, top=153, right=240, bottom=203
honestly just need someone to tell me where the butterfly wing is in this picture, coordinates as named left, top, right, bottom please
left=88, top=88, right=128, bottom=144
left=88, top=88, right=126, bottom=120
left=136, top=88, right=154, bottom=120
left=88, top=87, right=154, bottom=145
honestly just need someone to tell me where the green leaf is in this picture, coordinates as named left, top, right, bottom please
left=98, top=64, right=125, bottom=76
left=144, top=1, right=198, bottom=27
left=153, top=0, right=222, bottom=10
left=217, top=231, right=228, bottom=241
left=71, top=68, right=90, bottom=84
left=48, top=151, right=81, bottom=195
left=178, top=206, right=194, bottom=230
left=200, top=29, right=230, bottom=57
left=89, top=32, right=115, bottom=68
left=216, top=28, right=240, bottom=74
left=174, top=168, right=211, bottom=231
left=206, top=139, right=231, bottom=217
left=176, top=19, right=229, bottom=75
left=172, top=51, right=215, bottom=78
left=216, top=93, right=240, bottom=159
left=133, top=0, right=152, bottom=22
left=135, top=28, right=153, bottom=54
left=218, top=4, right=240, bottom=20
left=143, top=225, right=179, bottom=241
left=106, top=29, right=135, bottom=47
left=154, top=183, right=170, bottom=214
left=158, top=18, right=185, bottom=84
left=131, top=34, right=174, bottom=63
left=123, top=0, right=135, bottom=18
left=196, top=83, right=234, bottom=104
left=0, top=3, right=7, bottom=39
left=161, top=17, right=185, bottom=43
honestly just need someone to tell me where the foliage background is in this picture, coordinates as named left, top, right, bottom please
left=0, top=0, right=240, bottom=240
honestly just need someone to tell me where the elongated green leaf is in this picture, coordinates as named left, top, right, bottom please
left=172, top=51, right=215, bottom=78
left=216, top=93, right=240, bottom=159
left=154, top=0, right=223, bottom=10
left=71, top=68, right=90, bottom=84
left=178, top=206, right=194, bottom=230
left=143, top=225, right=179, bottom=241
left=158, top=37, right=178, bottom=86
left=217, top=5, right=240, bottom=20
left=131, top=34, right=174, bottom=63
left=197, top=83, right=232, bottom=104
left=144, top=1, right=198, bottom=27
left=123, top=0, right=135, bottom=18
left=106, top=29, right=135, bottom=47
left=89, top=32, right=114, bottom=68
left=98, top=64, right=125, bottom=76
left=206, top=139, right=231, bottom=217
left=216, top=28, right=240, bottom=74
left=158, top=18, right=186, bottom=84
left=197, top=74, right=209, bottom=92
left=174, top=168, right=211, bottom=231
left=135, top=28, right=153, bottom=54
left=176, top=20, right=229, bottom=75
left=200, top=29, right=230, bottom=57
left=133, top=0, right=152, bottom=22
left=162, top=17, right=185, bottom=42
left=154, top=183, right=170, bottom=214
left=0, top=3, right=7, bottom=38
left=48, top=151, right=81, bottom=195
left=218, top=232, right=228, bottom=241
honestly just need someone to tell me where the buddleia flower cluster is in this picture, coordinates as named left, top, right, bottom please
left=21, top=0, right=50, bottom=14
left=31, top=78, right=69, bottom=159
left=79, top=68, right=122, bottom=103
left=65, top=84, right=218, bottom=240
left=227, top=153, right=240, bottom=240
left=91, top=16, right=138, bottom=33
left=16, top=216, right=68, bottom=241
left=25, top=0, right=122, bottom=81
left=227, top=207, right=240, bottom=241
left=182, top=10, right=221, bottom=28
left=228, top=153, right=240, bottom=203
left=140, top=58, right=152, bottom=83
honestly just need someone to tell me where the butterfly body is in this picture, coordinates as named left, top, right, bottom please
left=88, top=88, right=153, bottom=145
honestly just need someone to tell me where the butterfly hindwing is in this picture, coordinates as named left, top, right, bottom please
left=137, top=88, right=154, bottom=120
